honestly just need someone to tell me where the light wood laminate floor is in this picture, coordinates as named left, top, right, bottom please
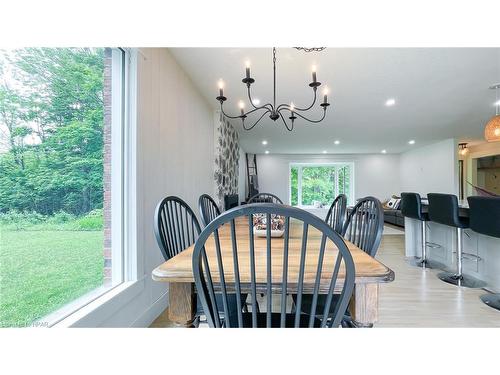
left=151, top=233, right=500, bottom=328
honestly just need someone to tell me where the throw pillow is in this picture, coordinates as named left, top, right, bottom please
left=386, top=197, right=400, bottom=209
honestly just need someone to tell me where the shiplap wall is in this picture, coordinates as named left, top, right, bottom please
left=98, top=48, right=215, bottom=326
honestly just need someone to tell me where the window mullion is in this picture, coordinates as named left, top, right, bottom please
left=334, top=166, right=338, bottom=199
left=298, top=166, right=303, bottom=206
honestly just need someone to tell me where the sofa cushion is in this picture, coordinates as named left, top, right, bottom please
left=384, top=209, right=398, bottom=216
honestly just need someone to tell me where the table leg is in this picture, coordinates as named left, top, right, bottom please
left=349, top=283, right=378, bottom=328
left=168, top=282, right=197, bottom=328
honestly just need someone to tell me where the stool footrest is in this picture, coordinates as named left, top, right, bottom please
left=450, top=251, right=482, bottom=262
left=425, top=242, right=441, bottom=249
left=461, top=252, right=482, bottom=262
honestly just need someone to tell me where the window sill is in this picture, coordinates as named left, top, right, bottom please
left=295, top=205, right=329, bottom=210
left=52, top=278, right=145, bottom=328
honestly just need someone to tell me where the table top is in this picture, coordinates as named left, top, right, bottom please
left=152, top=217, right=394, bottom=291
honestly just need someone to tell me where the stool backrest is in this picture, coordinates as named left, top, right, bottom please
left=401, top=192, right=425, bottom=221
left=467, top=196, right=500, bottom=238
left=427, top=193, right=462, bottom=227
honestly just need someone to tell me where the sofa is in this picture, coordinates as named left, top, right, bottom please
left=382, top=195, right=404, bottom=228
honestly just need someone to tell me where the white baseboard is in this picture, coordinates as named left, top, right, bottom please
left=130, top=291, right=169, bottom=327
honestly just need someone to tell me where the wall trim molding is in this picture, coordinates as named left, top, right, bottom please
left=130, top=291, right=169, bottom=328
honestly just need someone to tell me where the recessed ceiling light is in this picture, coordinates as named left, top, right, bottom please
left=334, top=140, right=340, bottom=145
left=381, top=149, right=387, bottom=154
left=408, top=140, right=415, bottom=145
left=252, top=98, right=261, bottom=106
left=262, top=140, right=268, bottom=145
left=385, top=98, right=396, bottom=106
left=322, top=150, right=327, bottom=154
left=265, top=150, right=269, bottom=154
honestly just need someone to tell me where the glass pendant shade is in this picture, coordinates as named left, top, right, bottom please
left=484, top=115, right=500, bottom=142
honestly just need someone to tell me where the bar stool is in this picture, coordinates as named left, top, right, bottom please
left=468, top=196, right=500, bottom=310
left=428, top=193, right=485, bottom=288
left=401, top=192, right=439, bottom=269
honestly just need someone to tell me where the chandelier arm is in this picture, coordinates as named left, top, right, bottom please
left=220, top=103, right=246, bottom=120
left=276, top=88, right=318, bottom=112
left=242, top=109, right=271, bottom=131
left=278, top=111, right=294, bottom=132
left=220, top=103, right=249, bottom=119
left=221, top=102, right=270, bottom=119
left=243, top=105, right=273, bottom=117
left=292, top=107, right=327, bottom=123
left=246, top=86, right=274, bottom=111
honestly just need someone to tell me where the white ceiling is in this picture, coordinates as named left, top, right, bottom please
left=170, top=48, right=500, bottom=154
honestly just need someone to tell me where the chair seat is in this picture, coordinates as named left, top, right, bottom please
left=292, top=294, right=343, bottom=316
left=196, top=293, right=248, bottom=324
left=240, top=312, right=322, bottom=328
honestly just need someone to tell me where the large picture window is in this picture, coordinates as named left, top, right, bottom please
left=289, top=163, right=354, bottom=207
left=0, top=48, right=129, bottom=327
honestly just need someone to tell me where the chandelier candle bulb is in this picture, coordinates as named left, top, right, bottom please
left=323, top=87, right=329, bottom=104
left=245, top=61, right=251, bottom=79
left=312, top=65, right=317, bottom=83
left=239, top=101, right=245, bottom=116
left=218, top=80, right=224, bottom=97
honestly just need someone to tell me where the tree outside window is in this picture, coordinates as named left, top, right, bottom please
left=289, top=164, right=354, bottom=207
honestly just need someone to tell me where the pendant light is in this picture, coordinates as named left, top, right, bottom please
left=484, top=83, right=500, bottom=142
left=458, top=143, right=468, bottom=156
left=216, top=48, right=330, bottom=132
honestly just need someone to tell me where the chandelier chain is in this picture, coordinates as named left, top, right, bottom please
left=273, top=47, right=277, bottom=111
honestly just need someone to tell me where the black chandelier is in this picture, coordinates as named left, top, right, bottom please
left=216, top=47, right=330, bottom=131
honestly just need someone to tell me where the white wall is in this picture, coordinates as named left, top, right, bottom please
left=399, top=138, right=458, bottom=196
left=256, top=153, right=401, bottom=204
left=238, top=146, right=246, bottom=203
left=96, top=48, right=215, bottom=326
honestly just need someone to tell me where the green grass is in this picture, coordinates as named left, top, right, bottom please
left=0, top=229, right=103, bottom=327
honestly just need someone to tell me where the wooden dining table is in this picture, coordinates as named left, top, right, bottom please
left=152, top=216, right=395, bottom=327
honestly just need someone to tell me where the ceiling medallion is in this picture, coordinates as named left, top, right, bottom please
left=216, top=47, right=330, bottom=131
left=293, top=47, right=327, bottom=53
left=484, top=84, right=500, bottom=142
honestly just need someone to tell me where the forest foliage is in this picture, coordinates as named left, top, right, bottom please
left=0, top=48, right=105, bottom=217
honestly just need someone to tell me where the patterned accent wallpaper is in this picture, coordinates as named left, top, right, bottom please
left=214, top=114, right=240, bottom=209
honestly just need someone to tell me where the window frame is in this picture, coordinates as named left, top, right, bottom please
left=45, top=48, right=138, bottom=327
left=288, top=162, right=355, bottom=207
